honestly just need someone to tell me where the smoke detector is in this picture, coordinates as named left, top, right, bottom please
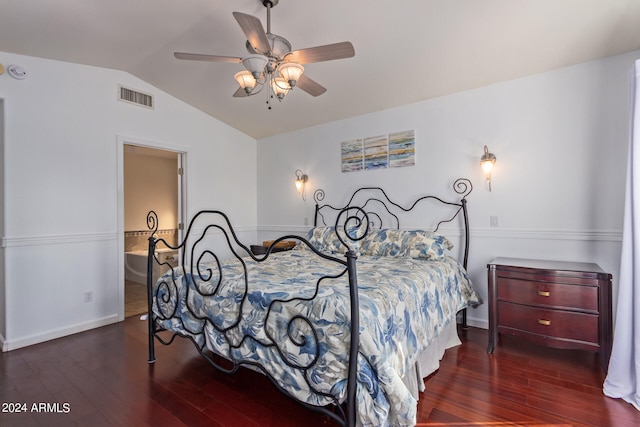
left=7, top=65, right=27, bottom=80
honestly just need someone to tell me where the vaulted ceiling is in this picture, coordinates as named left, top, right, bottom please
left=1, top=0, right=640, bottom=139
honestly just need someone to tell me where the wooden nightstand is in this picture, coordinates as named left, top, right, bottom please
left=487, top=257, right=612, bottom=371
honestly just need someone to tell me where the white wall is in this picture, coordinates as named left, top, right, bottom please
left=0, top=48, right=635, bottom=349
left=0, top=51, right=257, bottom=350
left=256, top=50, right=640, bottom=329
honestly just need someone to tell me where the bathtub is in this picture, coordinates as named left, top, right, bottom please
left=125, top=248, right=178, bottom=285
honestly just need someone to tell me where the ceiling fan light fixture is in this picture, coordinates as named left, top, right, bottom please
left=175, top=1, right=354, bottom=109
left=271, top=77, right=290, bottom=99
left=242, top=54, right=268, bottom=79
left=278, top=62, right=304, bottom=88
left=234, top=71, right=257, bottom=93
left=268, top=34, right=292, bottom=58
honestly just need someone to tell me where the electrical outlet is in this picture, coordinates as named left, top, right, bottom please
left=490, top=215, right=499, bottom=227
left=84, top=291, right=94, bottom=303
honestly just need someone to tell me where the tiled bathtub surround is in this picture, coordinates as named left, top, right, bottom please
left=125, top=229, right=177, bottom=252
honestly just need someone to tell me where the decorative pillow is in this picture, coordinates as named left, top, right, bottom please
left=299, top=224, right=364, bottom=254
left=360, top=229, right=453, bottom=260
left=359, top=229, right=406, bottom=257
left=406, top=231, right=454, bottom=260
left=310, top=226, right=345, bottom=253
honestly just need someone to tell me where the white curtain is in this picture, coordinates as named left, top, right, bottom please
left=603, top=59, right=640, bottom=410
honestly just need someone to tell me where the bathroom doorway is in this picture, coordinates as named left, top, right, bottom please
left=0, top=100, right=5, bottom=342
left=122, top=143, right=185, bottom=318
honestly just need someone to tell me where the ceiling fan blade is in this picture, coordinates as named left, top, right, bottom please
left=286, top=42, right=355, bottom=64
left=233, top=11, right=271, bottom=54
left=233, top=87, right=249, bottom=98
left=296, top=75, right=327, bottom=97
left=174, top=52, right=242, bottom=63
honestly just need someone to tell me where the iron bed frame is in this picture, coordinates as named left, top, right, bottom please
left=145, top=178, right=473, bottom=427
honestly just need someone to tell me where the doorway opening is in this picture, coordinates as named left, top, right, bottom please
left=121, top=143, right=185, bottom=318
left=0, top=99, right=5, bottom=344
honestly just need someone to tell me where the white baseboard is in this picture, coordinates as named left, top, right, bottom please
left=465, top=316, right=488, bottom=330
left=0, top=333, right=6, bottom=352
left=2, top=315, right=119, bottom=352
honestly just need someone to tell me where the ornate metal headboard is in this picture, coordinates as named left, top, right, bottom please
left=312, top=178, right=473, bottom=269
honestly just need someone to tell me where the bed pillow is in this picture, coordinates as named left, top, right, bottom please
left=300, top=225, right=364, bottom=254
left=308, top=226, right=344, bottom=253
left=360, top=229, right=453, bottom=260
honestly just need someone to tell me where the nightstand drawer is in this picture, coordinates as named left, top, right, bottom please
left=498, top=301, right=599, bottom=344
left=497, top=278, right=598, bottom=312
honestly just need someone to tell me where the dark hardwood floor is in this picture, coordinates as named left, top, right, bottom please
left=1, top=318, right=638, bottom=426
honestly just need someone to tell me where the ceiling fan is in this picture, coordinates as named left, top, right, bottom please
left=174, top=0, right=355, bottom=108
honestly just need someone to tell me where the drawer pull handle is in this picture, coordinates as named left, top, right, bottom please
left=538, top=319, right=551, bottom=326
left=537, top=290, right=550, bottom=297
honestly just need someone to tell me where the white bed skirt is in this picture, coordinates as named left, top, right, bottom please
left=402, top=320, right=461, bottom=398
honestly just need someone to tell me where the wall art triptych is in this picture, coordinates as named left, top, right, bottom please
left=341, top=130, right=415, bottom=173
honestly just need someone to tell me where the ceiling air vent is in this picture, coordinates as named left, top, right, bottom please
left=118, top=85, right=154, bottom=109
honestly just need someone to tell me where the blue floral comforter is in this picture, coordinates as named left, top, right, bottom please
left=152, top=250, right=480, bottom=426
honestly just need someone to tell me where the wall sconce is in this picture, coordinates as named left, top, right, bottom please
left=480, top=145, right=496, bottom=191
left=294, top=169, right=308, bottom=200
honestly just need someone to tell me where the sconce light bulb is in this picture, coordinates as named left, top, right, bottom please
left=480, top=145, right=496, bottom=192
left=481, top=161, right=494, bottom=174
left=294, top=170, right=308, bottom=200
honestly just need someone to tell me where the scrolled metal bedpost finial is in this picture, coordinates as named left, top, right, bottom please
left=335, top=206, right=370, bottom=251
left=313, top=189, right=325, bottom=204
left=453, top=178, right=473, bottom=198
left=147, top=210, right=159, bottom=236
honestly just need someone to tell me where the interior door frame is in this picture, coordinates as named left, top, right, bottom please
left=116, top=135, right=188, bottom=321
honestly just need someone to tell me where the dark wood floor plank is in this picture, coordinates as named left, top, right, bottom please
left=1, top=318, right=639, bottom=427
left=60, top=364, right=143, bottom=426
left=149, top=383, right=221, bottom=427
left=421, top=380, right=548, bottom=425
left=201, top=398, right=264, bottom=427
left=0, top=413, right=41, bottom=427
left=88, top=363, right=189, bottom=427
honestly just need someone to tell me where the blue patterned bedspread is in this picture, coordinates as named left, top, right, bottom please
left=153, top=250, right=480, bottom=426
